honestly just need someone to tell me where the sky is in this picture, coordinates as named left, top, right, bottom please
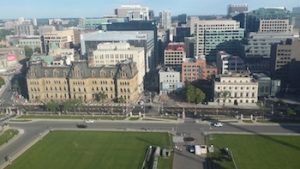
left=0, top=0, right=299, bottom=19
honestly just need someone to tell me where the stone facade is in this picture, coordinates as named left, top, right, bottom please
left=27, top=60, right=140, bottom=103
left=214, top=74, right=258, bottom=105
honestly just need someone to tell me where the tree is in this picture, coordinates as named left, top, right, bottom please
left=219, top=91, right=231, bottom=106
left=185, top=84, right=195, bottom=103
left=194, top=88, right=206, bottom=104
left=24, top=46, right=33, bottom=58
left=0, top=76, right=5, bottom=88
left=34, top=47, right=41, bottom=54
left=185, top=84, right=206, bottom=104
left=62, top=99, right=82, bottom=113
left=95, top=91, right=108, bottom=102
left=286, top=108, right=297, bottom=116
left=0, top=29, right=13, bottom=41
left=46, top=100, right=60, bottom=112
left=116, top=97, right=126, bottom=103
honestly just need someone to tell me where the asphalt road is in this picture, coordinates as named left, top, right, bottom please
left=0, top=120, right=300, bottom=168
left=0, top=76, right=13, bottom=106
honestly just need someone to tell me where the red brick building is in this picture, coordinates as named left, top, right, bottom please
left=181, top=56, right=217, bottom=82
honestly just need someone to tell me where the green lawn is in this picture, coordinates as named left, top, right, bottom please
left=208, top=134, right=300, bottom=169
left=0, top=129, right=19, bottom=146
left=6, top=131, right=173, bottom=169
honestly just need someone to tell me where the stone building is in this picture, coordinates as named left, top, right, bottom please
left=27, top=60, right=140, bottom=103
left=214, top=73, right=258, bottom=105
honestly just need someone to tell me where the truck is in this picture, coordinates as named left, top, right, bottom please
left=194, top=145, right=201, bottom=155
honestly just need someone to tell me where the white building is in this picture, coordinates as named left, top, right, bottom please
left=92, top=42, right=145, bottom=92
left=159, top=67, right=183, bottom=94
left=214, top=74, right=258, bottom=105
left=115, top=5, right=150, bottom=21
left=159, top=11, right=172, bottom=30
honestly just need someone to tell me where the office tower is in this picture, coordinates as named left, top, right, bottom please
left=91, top=42, right=145, bottom=92
left=193, top=19, right=244, bottom=61
left=245, top=7, right=292, bottom=33
left=15, top=23, right=34, bottom=36
left=245, top=32, right=297, bottom=59
left=115, top=5, right=150, bottom=21
left=164, top=42, right=186, bottom=69
left=216, top=51, right=246, bottom=74
left=159, top=11, right=172, bottom=30
left=228, top=4, right=248, bottom=17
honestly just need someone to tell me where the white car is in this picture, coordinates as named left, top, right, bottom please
left=213, top=122, right=223, bottom=127
left=84, top=120, right=94, bottom=123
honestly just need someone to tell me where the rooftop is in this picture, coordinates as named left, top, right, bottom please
left=165, top=43, right=185, bottom=51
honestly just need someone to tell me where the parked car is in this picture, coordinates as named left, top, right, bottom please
left=212, top=122, right=223, bottom=127
left=187, top=145, right=195, bottom=153
left=85, top=120, right=94, bottom=123
left=76, top=123, right=88, bottom=128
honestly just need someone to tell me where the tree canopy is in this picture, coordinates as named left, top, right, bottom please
left=185, top=84, right=206, bottom=104
left=24, top=46, right=33, bottom=58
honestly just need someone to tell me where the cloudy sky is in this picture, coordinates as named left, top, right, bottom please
left=0, top=0, right=299, bottom=19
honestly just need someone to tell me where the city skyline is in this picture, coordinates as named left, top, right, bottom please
left=0, top=0, right=299, bottom=19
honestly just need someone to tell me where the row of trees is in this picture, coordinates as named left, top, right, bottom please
left=45, top=99, right=82, bottom=113
left=24, top=46, right=41, bottom=58
left=45, top=91, right=110, bottom=113
left=185, top=84, right=206, bottom=104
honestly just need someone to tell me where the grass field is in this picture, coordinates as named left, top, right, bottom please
left=0, top=129, right=18, bottom=146
left=5, top=131, right=173, bottom=169
left=208, top=134, right=300, bottom=169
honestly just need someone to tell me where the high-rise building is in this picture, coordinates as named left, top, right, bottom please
left=41, top=29, right=80, bottom=54
left=245, top=7, right=292, bottom=33
left=184, top=37, right=195, bottom=58
left=177, top=14, right=187, bottom=25
left=164, top=42, right=186, bottom=68
left=175, top=27, right=190, bottom=42
left=227, top=4, right=248, bottom=17
left=193, top=19, right=244, bottom=61
left=80, top=31, right=154, bottom=73
left=245, top=32, right=297, bottom=59
left=105, top=21, right=158, bottom=69
left=159, top=11, right=172, bottom=30
left=115, top=5, right=150, bottom=21
left=292, top=7, right=300, bottom=29
left=259, top=19, right=293, bottom=33
left=271, top=38, right=300, bottom=75
left=91, top=42, right=145, bottom=92
left=15, top=23, right=34, bottom=36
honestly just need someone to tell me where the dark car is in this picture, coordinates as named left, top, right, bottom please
left=76, top=123, right=87, bottom=128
